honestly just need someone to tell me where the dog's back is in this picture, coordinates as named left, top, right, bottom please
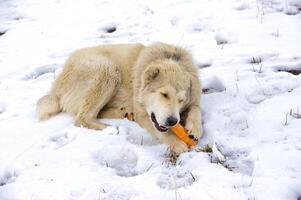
left=36, top=43, right=144, bottom=121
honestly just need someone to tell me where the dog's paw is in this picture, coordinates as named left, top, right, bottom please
left=167, top=139, right=189, bottom=163
left=170, top=139, right=189, bottom=156
left=185, top=121, right=201, bottom=143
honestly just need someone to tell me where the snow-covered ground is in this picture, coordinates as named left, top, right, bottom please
left=1, top=0, right=301, bottom=199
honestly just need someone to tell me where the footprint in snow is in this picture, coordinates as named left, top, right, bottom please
left=0, top=169, right=18, bottom=186
left=273, top=62, right=301, bottom=76
left=234, top=2, right=250, bottom=10
left=21, top=64, right=60, bottom=80
left=219, top=148, right=254, bottom=176
left=97, top=182, right=135, bottom=200
left=102, top=192, right=131, bottom=200
left=0, top=103, right=5, bottom=114
left=98, top=22, right=118, bottom=35
left=93, top=147, right=138, bottom=177
left=157, top=168, right=196, bottom=190
left=202, top=76, right=226, bottom=94
left=46, top=131, right=77, bottom=149
left=0, top=30, right=7, bottom=37
left=126, top=128, right=156, bottom=146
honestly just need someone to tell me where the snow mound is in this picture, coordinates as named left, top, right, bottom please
left=214, top=30, right=236, bottom=45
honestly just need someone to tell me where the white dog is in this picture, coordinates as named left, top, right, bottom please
left=37, top=42, right=202, bottom=155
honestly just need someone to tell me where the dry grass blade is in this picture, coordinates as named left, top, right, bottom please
left=195, top=144, right=213, bottom=153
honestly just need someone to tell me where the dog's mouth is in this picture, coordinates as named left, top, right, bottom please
left=151, top=112, right=168, bottom=132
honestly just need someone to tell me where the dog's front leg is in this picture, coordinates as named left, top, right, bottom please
left=184, top=104, right=202, bottom=143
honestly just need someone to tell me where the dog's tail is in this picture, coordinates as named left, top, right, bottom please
left=36, top=94, right=61, bottom=121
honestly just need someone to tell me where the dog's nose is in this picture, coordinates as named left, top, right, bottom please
left=165, top=116, right=178, bottom=127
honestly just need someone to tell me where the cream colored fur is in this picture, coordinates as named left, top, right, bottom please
left=37, top=42, right=202, bottom=155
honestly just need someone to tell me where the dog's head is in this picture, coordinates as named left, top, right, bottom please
left=138, top=60, right=191, bottom=132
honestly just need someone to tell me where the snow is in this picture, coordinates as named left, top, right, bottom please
left=1, top=0, right=301, bottom=199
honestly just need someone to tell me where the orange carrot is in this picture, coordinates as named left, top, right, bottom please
left=124, top=112, right=196, bottom=147
left=171, top=123, right=197, bottom=148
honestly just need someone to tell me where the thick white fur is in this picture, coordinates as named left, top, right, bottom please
left=37, top=42, right=202, bottom=155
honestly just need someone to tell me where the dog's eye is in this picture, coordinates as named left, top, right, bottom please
left=161, top=92, right=169, bottom=98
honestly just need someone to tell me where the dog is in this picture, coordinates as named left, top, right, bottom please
left=37, top=42, right=202, bottom=155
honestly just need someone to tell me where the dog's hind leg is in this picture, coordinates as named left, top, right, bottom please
left=74, top=62, right=121, bottom=130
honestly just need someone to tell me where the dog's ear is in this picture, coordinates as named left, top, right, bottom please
left=143, top=65, right=160, bottom=86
